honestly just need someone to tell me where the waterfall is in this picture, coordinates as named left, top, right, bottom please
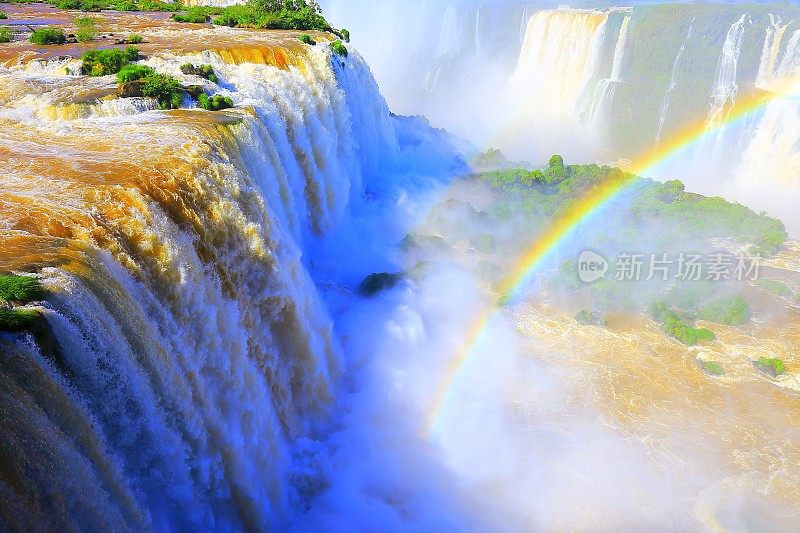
left=756, top=15, right=790, bottom=86
left=509, top=8, right=608, bottom=125
left=655, top=19, right=695, bottom=145
left=707, top=14, right=749, bottom=128
left=587, top=14, right=631, bottom=127
left=0, top=41, right=397, bottom=530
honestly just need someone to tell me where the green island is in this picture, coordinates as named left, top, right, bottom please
left=455, top=155, right=789, bottom=346
left=755, top=357, right=786, bottom=378
left=700, top=360, right=725, bottom=377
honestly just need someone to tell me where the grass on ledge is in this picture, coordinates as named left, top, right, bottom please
left=140, top=72, right=184, bottom=109
left=0, top=275, right=44, bottom=303
left=116, top=63, right=154, bottom=83
left=0, top=308, right=39, bottom=332
left=81, top=46, right=139, bottom=76
left=198, top=93, right=232, bottom=111
left=0, top=28, right=11, bottom=43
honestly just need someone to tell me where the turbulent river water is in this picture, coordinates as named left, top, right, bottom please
left=1, top=2, right=800, bottom=531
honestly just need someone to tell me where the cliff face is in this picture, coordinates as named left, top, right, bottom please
left=323, top=1, right=800, bottom=179
left=0, top=6, right=396, bottom=530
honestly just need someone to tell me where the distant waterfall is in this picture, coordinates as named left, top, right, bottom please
left=0, top=42, right=396, bottom=530
left=707, top=14, right=749, bottom=128
left=757, top=15, right=791, bottom=86
left=509, top=8, right=608, bottom=124
left=586, top=13, right=631, bottom=127
left=655, top=19, right=695, bottom=145
left=736, top=19, right=800, bottom=189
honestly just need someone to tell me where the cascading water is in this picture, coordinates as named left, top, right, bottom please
left=509, top=8, right=608, bottom=125
left=586, top=13, right=631, bottom=128
left=655, top=19, right=694, bottom=145
left=0, top=32, right=398, bottom=530
left=700, top=13, right=750, bottom=160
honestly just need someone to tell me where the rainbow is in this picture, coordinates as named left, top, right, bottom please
left=426, top=75, right=800, bottom=434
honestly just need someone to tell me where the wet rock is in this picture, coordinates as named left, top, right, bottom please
left=118, top=80, right=144, bottom=98
left=184, top=84, right=204, bottom=99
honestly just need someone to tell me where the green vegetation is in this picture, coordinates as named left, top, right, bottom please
left=116, top=63, right=153, bottom=83
left=29, top=27, right=66, bottom=45
left=0, top=11, right=7, bottom=19
left=42, top=0, right=180, bottom=12
left=81, top=46, right=139, bottom=76
left=180, top=63, right=218, bottom=83
left=211, top=0, right=333, bottom=31
left=0, top=28, right=11, bottom=43
left=760, top=278, right=792, bottom=297
left=140, top=72, right=183, bottom=109
left=339, top=27, right=349, bottom=42
left=359, top=272, right=403, bottom=297
left=298, top=33, right=315, bottom=45
left=661, top=310, right=715, bottom=345
left=127, top=34, right=143, bottom=44
left=0, top=275, right=43, bottom=302
left=698, top=295, right=750, bottom=326
left=330, top=39, right=347, bottom=57
left=575, top=309, right=606, bottom=327
left=172, top=8, right=209, bottom=23
left=0, top=308, right=39, bottom=332
left=756, top=357, right=786, bottom=377
left=701, top=360, right=724, bottom=377
left=197, top=93, right=232, bottom=111
left=652, top=302, right=714, bottom=345
left=480, top=158, right=787, bottom=255
left=74, top=15, right=96, bottom=42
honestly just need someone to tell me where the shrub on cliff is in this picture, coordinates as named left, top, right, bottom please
left=298, top=34, right=315, bottom=45
left=180, top=63, right=218, bottom=83
left=116, top=63, right=154, bottom=83
left=330, top=39, right=347, bottom=57
left=81, top=46, right=139, bottom=76
left=29, top=28, right=66, bottom=45
left=0, top=275, right=44, bottom=303
left=0, top=28, right=11, bottom=43
left=0, top=12, right=7, bottom=20
left=0, top=309, right=39, bottom=332
left=140, top=72, right=184, bottom=109
left=127, top=34, right=143, bottom=44
left=339, top=27, right=349, bottom=42
left=197, top=93, right=233, bottom=111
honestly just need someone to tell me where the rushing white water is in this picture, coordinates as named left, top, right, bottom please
left=586, top=13, right=631, bottom=127
left=655, top=19, right=694, bottom=145
left=509, top=8, right=608, bottom=125
left=0, top=41, right=400, bottom=530
left=707, top=14, right=749, bottom=128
